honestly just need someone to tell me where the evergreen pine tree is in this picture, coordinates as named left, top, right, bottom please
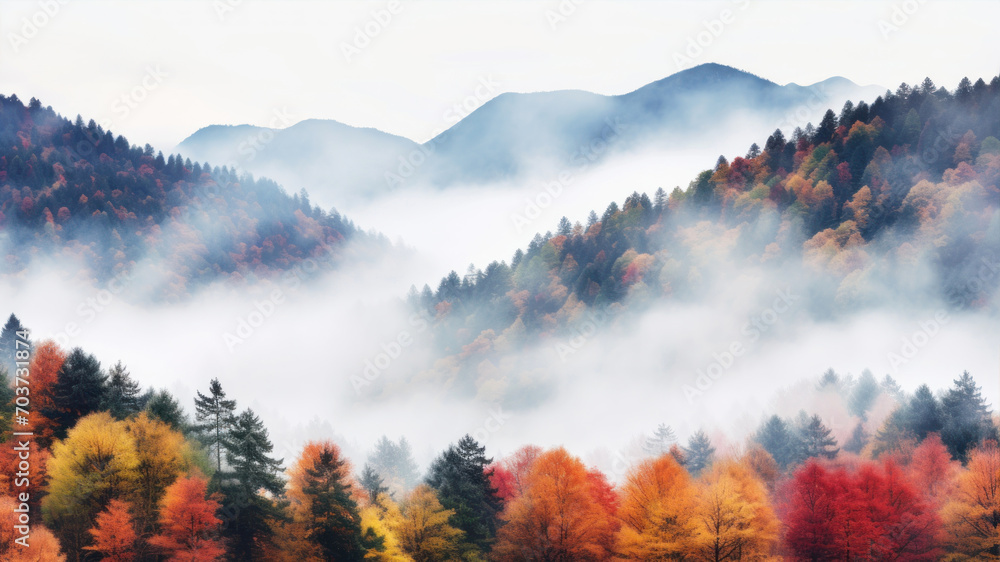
left=941, top=371, right=998, bottom=461
left=848, top=369, right=881, bottom=419
left=642, top=423, right=677, bottom=456
left=756, top=415, right=795, bottom=468
left=221, top=408, right=285, bottom=561
left=101, top=361, right=143, bottom=420
left=0, top=313, right=28, bottom=373
left=359, top=464, right=389, bottom=504
left=797, top=414, right=839, bottom=460
left=904, top=384, right=944, bottom=440
left=0, top=367, right=15, bottom=434
left=45, top=347, right=106, bottom=438
left=303, top=446, right=366, bottom=560
left=194, top=378, right=238, bottom=473
left=144, top=389, right=188, bottom=433
left=425, top=435, right=502, bottom=554
left=683, top=430, right=715, bottom=476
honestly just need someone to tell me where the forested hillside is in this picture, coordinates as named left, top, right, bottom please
left=0, top=95, right=376, bottom=295
left=1, top=312, right=997, bottom=560
left=411, top=75, right=1000, bottom=380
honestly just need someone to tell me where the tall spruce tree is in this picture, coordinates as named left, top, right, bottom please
left=359, top=464, right=389, bottom=504
left=303, top=446, right=366, bottom=560
left=426, top=435, right=502, bottom=554
left=45, top=347, right=106, bottom=438
left=194, top=378, right=237, bottom=473
left=0, top=313, right=28, bottom=373
left=643, top=423, right=678, bottom=456
left=101, top=361, right=143, bottom=420
left=756, top=415, right=796, bottom=469
left=683, top=430, right=716, bottom=476
left=221, top=408, right=285, bottom=561
left=941, top=371, right=998, bottom=461
left=144, top=389, right=188, bottom=433
left=797, top=414, right=839, bottom=460
left=0, top=367, right=14, bottom=434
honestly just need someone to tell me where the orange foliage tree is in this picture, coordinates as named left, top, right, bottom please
left=149, top=474, right=225, bottom=561
left=26, top=340, right=65, bottom=447
left=0, top=494, right=66, bottom=561
left=616, top=453, right=699, bottom=559
left=493, top=448, right=615, bottom=561
left=85, top=499, right=137, bottom=562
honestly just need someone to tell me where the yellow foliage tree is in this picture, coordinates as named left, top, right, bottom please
left=395, top=485, right=464, bottom=562
left=616, top=453, right=699, bottom=559
left=942, top=441, right=1000, bottom=558
left=361, top=493, right=412, bottom=562
left=694, top=460, right=779, bottom=561
left=43, top=412, right=139, bottom=556
left=126, top=412, right=194, bottom=534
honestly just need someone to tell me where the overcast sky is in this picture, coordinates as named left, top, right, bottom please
left=1, top=0, right=997, bottom=151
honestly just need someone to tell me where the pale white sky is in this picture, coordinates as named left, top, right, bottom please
left=1, top=0, right=997, bottom=151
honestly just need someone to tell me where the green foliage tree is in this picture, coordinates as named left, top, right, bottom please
left=797, top=414, right=839, bottom=460
left=941, top=371, right=998, bottom=461
left=360, top=464, right=390, bottom=504
left=683, top=430, right=716, bottom=476
left=46, top=348, right=107, bottom=439
left=144, top=389, right=188, bottom=433
left=194, top=377, right=237, bottom=474
left=101, top=361, right=143, bottom=420
left=425, top=434, right=502, bottom=555
left=756, top=415, right=796, bottom=469
left=302, top=446, right=367, bottom=560
left=221, top=408, right=285, bottom=561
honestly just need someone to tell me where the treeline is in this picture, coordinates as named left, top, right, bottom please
left=3, top=312, right=1000, bottom=560
left=0, top=94, right=377, bottom=295
left=410, top=74, right=1000, bottom=360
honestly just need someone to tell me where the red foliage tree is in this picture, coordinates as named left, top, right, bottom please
left=782, top=459, right=940, bottom=560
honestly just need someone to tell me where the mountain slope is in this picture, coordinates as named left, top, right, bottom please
left=177, top=118, right=422, bottom=205
left=397, top=73, right=1000, bottom=403
left=0, top=96, right=380, bottom=296
left=421, top=63, right=884, bottom=184
left=175, top=64, right=885, bottom=198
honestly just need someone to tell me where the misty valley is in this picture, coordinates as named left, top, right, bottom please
left=0, top=31, right=998, bottom=562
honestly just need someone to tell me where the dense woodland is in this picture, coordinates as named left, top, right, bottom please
left=1, top=72, right=998, bottom=559
left=1, top=312, right=999, bottom=560
left=0, top=95, right=377, bottom=296
left=395, top=74, right=1000, bottom=401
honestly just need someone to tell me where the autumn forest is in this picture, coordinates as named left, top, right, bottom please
left=0, top=63, right=999, bottom=560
